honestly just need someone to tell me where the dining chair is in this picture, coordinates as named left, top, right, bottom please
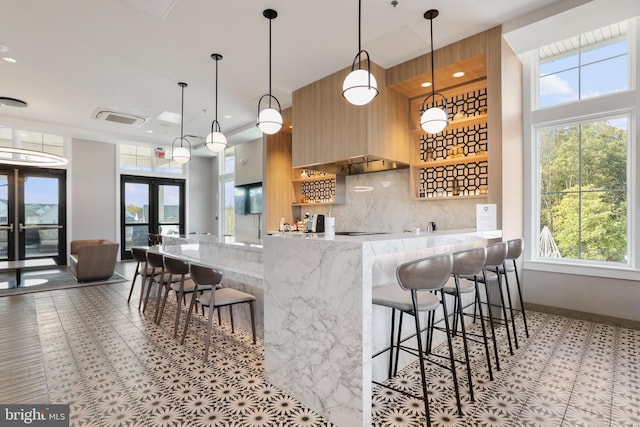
left=180, top=263, right=256, bottom=362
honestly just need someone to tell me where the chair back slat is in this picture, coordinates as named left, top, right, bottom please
left=396, top=253, right=453, bottom=291
left=506, top=238, right=523, bottom=260
left=164, top=256, right=189, bottom=275
left=189, top=263, right=223, bottom=288
left=452, top=247, right=486, bottom=276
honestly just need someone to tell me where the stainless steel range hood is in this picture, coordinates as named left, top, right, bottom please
left=306, top=156, right=409, bottom=176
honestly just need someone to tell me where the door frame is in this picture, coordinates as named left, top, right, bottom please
left=0, top=167, right=67, bottom=264
left=120, top=174, right=186, bottom=259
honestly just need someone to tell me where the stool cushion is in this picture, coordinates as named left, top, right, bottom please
left=442, top=276, right=475, bottom=294
left=372, top=285, right=439, bottom=312
left=199, top=288, right=256, bottom=307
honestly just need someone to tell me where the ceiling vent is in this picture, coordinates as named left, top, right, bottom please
left=94, top=109, right=146, bottom=127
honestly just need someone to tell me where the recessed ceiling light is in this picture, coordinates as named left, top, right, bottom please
left=146, top=130, right=153, bottom=133
left=1, top=56, right=16, bottom=63
left=223, top=115, right=232, bottom=119
left=420, top=82, right=432, bottom=88
left=453, top=71, right=465, bottom=78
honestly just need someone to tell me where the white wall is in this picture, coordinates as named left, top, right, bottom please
left=187, top=155, right=216, bottom=234
left=235, top=138, right=264, bottom=243
left=70, top=138, right=117, bottom=243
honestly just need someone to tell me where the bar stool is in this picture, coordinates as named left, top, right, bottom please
left=148, top=233, right=162, bottom=246
left=372, top=253, right=458, bottom=427
left=440, top=246, right=494, bottom=399
left=473, top=242, right=515, bottom=356
left=156, top=256, right=212, bottom=338
left=141, top=252, right=182, bottom=314
left=499, top=238, right=529, bottom=338
left=181, top=263, right=257, bottom=362
left=127, top=246, right=158, bottom=310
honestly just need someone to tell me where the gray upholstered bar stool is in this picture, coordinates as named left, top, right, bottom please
left=498, top=238, right=529, bottom=338
left=372, top=253, right=459, bottom=427
left=440, top=246, right=493, bottom=400
left=472, top=241, right=515, bottom=355
left=181, top=263, right=257, bottom=362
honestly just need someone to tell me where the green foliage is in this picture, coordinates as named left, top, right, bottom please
left=539, top=120, right=627, bottom=261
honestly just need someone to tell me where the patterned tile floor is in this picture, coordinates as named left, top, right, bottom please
left=0, top=264, right=639, bottom=426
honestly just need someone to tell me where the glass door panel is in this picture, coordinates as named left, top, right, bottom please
left=0, top=172, right=14, bottom=261
left=158, top=184, right=181, bottom=235
left=19, top=172, right=65, bottom=262
left=123, top=182, right=150, bottom=252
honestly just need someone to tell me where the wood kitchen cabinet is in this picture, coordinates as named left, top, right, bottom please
left=291, top=62, right=410, bottom=169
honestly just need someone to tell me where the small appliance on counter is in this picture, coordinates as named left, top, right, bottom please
left=312, top=214, right=324, bottom=233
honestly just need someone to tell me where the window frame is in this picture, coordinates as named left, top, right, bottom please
left=523, top=18, right=640, bottom=280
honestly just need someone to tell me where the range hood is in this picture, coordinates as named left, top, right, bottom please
left=306, top=156, right=408, bottom=176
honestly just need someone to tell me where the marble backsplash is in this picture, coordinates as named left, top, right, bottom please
left=298, top=168, right=486, bottom=234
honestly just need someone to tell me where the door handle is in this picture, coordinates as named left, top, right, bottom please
left=0, top=223, right=13, bottom=232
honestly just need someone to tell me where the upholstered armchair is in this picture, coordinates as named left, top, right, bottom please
left=69, top=239, right=119, bottom=282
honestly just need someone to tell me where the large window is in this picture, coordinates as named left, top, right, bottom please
left=528, top=19, right=636, bottom=269
left=537, top=116, right=628, bottom=263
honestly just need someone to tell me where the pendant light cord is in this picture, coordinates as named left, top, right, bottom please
left=430, top=16, right=435, bottom=100
left=215, top=58, right=219, bottom=122
left=268, top=16, right=272, bottom=108
left=358, top=0, right=362, bottom=53
left=180, top=84, right=184, bottom=143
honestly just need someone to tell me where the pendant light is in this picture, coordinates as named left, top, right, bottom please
left=205, top=53, right=227, bottom=152
left=256, top=8, right=283, bottom=135
left=342, top=0, right=378, bottom=106
left=172, top=82, right=191, bottom=164
left=419, top=9, right=448, bottom=134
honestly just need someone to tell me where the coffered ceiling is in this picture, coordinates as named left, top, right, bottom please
left=0, top=0, right=563, bottom=155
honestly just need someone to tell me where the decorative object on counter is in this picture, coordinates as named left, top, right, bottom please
left=171, top=82, right=191, bottom=164
left=324, top=215, right=335, bottom=239
left=342, top=0, right=379, bottom=106
left=419, top=9, right=448, bottom=134
left=452, top=179, right=460, bottom=196
left=426, top=147, right=434, bottom=162
left=447, top=143, right=465, bottom=159
left=418, top=187, right=426, bottom=198
left=479, top=106, right=488, bottom=115
left=256, top=9, right=283, bottom=135
left=205, top=53, right=227, bottom=152
left=427, top=221, right=437, bottom=232
left=453, top=110, right=466, bottom=121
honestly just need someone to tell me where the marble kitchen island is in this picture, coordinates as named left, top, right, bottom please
left=263, top=229, right=501, bottom=427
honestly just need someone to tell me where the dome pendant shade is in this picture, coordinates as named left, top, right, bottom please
left=172, top=143, right=190, bottom=164
left=343, top=68, right=378, bottom=106
left=420, top=106, right=448, bottom=134
left=205, top=130, right=227, bottom=152
left=257, top=107, right=283, bottom=135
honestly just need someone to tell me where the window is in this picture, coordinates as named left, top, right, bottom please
left=537, top=116, right=628, bottom=263
left=538, top=22, right=629, bottom=108
left=119, top=144, right=186, bottom=174
left=527, top=19, right=636, bottom=270
left=219, top=147, right=235, bottom=237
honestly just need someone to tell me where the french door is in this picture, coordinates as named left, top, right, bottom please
left=120, top=175, right=185, bottom=260
left=0, top=168, right=66, bottom=264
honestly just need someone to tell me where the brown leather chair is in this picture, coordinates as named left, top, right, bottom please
left=69, top=239, right=119, bottom=282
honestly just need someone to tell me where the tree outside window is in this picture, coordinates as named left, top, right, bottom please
left=537, top=118, right=628, bottom=262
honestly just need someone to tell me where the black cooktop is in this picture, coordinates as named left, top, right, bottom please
left=334, top=231, right=389, bottom=236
